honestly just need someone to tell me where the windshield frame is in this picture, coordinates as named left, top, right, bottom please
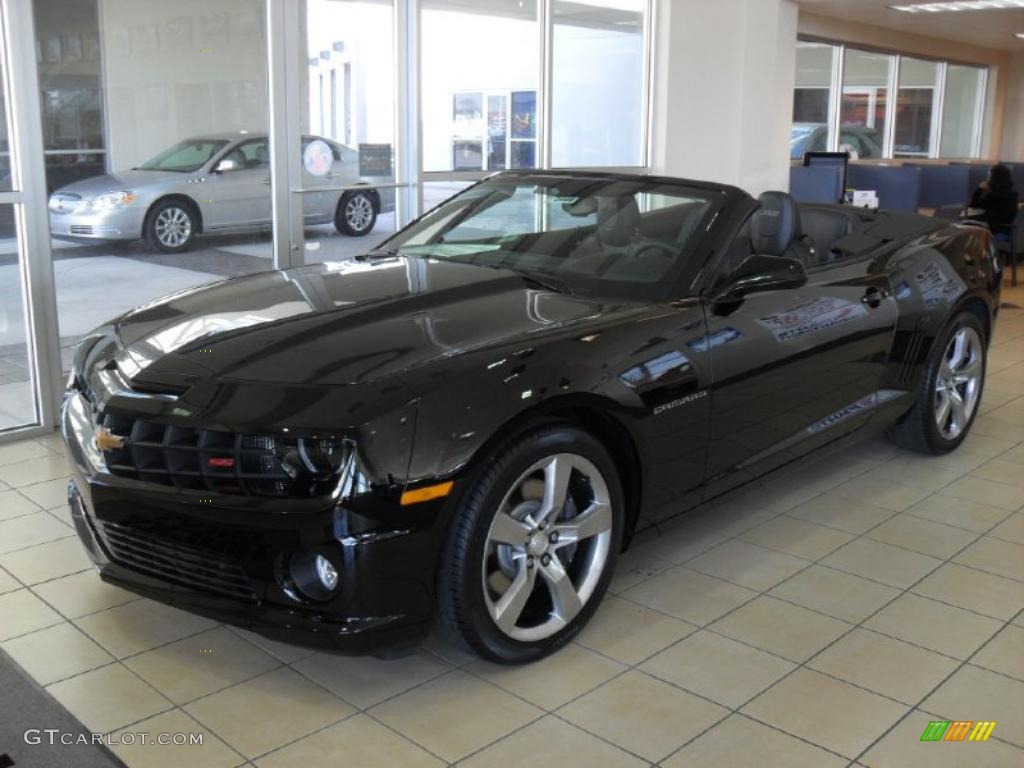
left=137, top=138, right=232, bottom=173
left=379, top=172, right=729, bottom=302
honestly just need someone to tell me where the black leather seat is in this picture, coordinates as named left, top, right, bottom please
left=751, top=191, right=812, bottom=266
left=800, top=207, right=857, bottom=265
left=566, top=196, right=642, bottom=276
left=594, top=196, right=641, bottom=247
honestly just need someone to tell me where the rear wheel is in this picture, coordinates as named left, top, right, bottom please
left=145, top=200, right=197, bottom=253
left=889, top=311, right=986, bottom=454
left=438, top=425, right=623, bottom=663
left=335, top=190, right=377, bottom=236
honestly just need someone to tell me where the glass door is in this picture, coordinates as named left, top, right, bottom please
left=0, top=2, right=61, bottom=436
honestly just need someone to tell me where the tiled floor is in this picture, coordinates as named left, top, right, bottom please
left=1, top=287, right=1023, bottom=767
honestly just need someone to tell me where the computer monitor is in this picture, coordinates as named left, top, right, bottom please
left=803, top=151, right=849, bottom=204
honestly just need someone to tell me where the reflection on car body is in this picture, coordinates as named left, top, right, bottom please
left=757, top=296, right=868, bottom=342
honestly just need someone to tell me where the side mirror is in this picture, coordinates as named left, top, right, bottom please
left=716, top=254, right=807, bottom=301
left=214, top=158, right=239, bottom=173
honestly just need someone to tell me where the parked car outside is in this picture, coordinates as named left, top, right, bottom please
left=48, top=131, right=394, bottom=252
left=791, top=122, right=884, bottom=160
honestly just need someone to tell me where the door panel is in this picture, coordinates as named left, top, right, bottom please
left=609, top=300, right=712, bottom=529
left=705, top=258, right=898, bottom=488
left=205, top=140, right=272, bottom=229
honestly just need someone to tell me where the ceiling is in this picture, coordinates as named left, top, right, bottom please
left=797, top=0, right=1024, bottom=50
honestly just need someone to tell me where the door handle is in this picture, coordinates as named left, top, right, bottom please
left=861, top=286, right=887, bottom=308
left=262, top=178, right=272, bottom=186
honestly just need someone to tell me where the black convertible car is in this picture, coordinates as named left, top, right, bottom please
left=62, top=171, right=1000, bottom=663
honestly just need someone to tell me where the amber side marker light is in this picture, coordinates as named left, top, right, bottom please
left=401, top=481, right=454, bottom=506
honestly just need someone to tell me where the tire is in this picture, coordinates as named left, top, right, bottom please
left=438, top=424, right=624, bottom=664
left=888, top=310, right=986, bottom=455
left=335, top=190, right=377, bottom=236
left=144, top=199, right=197, bottom=253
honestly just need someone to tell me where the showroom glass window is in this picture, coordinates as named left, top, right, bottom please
left=894, top=57, right=940, bottom=158
left=551, top=0, right=644, bottom=167
left=33, top=0, right=273, bottom=372
left=839, top=48, right=889, bottom=160
left=421, top=0, right=539, bottom=173
left=940, top=64, right=985, bottom=158
left=792, top=41, right=836, bottom=159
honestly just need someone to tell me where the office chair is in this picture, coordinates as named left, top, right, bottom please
left=992, top=210, right=1020, bottom=288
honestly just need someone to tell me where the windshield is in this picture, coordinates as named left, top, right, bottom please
left=137, top=139, right=230, bottom=172
left=380, top=176, right=720, bottom=300
left=791, top=124, right=818, bottom=142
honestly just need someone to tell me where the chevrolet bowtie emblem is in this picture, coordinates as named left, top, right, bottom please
left=94, top=426, right=126, bottom=452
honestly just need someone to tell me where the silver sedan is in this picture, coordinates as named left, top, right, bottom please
left=48, top=132, right=395, bottom=253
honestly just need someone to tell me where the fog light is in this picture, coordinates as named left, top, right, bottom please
left=288, top=551, right=340, bottom=601
left=316, top=555, right=338, bottom=591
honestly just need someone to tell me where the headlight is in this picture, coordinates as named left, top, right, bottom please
left=88, top=191, right=136, bottom=211
left=236, top=435, right=356, bottom=497
left=298, top=437, right=352, bottom=475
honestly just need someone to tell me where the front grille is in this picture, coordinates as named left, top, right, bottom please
left=69, top=224, right=94, bottom=235
left=96, top=519, right=256, bottom=600
left=101, top=413, right=294, bottom=497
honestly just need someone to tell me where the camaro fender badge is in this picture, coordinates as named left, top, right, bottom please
left=653, top=390, right=707, bottom=415
left=94, top=426, right=126, bottom=452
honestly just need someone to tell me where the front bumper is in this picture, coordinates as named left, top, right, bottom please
left=62, top=390, right=442, bottom=654
left=48, top=205, right=143, bottom=242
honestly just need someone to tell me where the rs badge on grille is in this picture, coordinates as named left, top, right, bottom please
left=94, top=426, right=126, bottom=452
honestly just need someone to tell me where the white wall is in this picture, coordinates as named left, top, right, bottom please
left=650, top=0, right=799, bottom=196
left=99, top=0, right=268, bottom=172
left=1001, top=52, right=1024, bottom=162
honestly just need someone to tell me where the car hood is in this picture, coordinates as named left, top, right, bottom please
left=52, top=169, right=185, bottom=197
left=110, top=257, right=638, bottom=390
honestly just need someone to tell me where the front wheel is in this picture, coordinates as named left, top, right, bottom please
left=438, top=425, right=623, bottom=664
left=335, top=190, right=377, bottom=236
left=145, top=200, right=197, bottom=253
left=889, top=310, right=986, bottom=454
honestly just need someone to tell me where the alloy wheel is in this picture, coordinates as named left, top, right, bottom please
left=934, top=326, right=983, bottom=440
left=345, top=194, right=374, bottom=233
left=481, top=453, right=612, bottom=642
left=154, top=206, right=192, bottom=248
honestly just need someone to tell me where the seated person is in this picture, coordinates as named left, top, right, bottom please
left=966, top=164, right=1019, bottom=233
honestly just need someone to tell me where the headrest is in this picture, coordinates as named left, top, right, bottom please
left=255, top=144, right=269, bottom=163
left=751, top=191, right=800, bottom=257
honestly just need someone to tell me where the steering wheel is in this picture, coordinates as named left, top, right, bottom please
left=627, top=240, right=682, bottom=262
